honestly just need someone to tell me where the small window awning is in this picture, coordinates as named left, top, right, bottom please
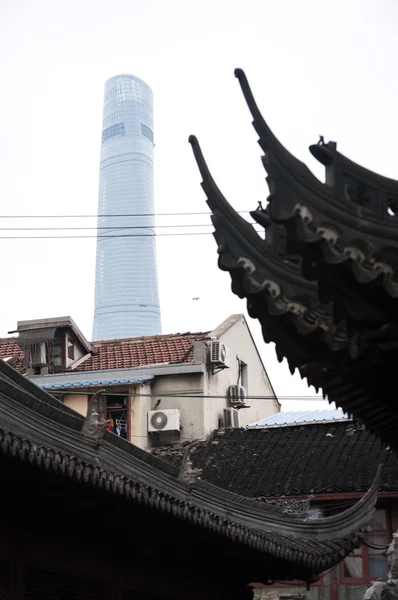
left=40, top=376, right=154, bottom=390
left=18, top=327, right=57, bottom=344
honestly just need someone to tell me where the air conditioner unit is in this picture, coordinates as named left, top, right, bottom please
left=223, top=407, right=240, bottom=428
left=148, top=409, right=181, bottom=433
left=228, top=385, right=249, bottom=408
left=209, top=341, right=228, bottom=367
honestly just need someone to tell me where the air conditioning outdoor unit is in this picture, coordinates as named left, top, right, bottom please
left=228, top=384, right=249, bottom=408
left=209, top=341, right=228, bottom=367
left=148, top=409, right=181, bottom=433
left=223, top=407, right=240, bottom=429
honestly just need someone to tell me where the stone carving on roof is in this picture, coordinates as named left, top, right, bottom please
left=82, top=389, right=109, bottom=439
left=259, top=497, right=312, bottom=515
left=178, top=440, right=203, bottom=486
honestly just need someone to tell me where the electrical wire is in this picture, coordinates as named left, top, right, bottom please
left=0, top=231, right=264, bottom=240
left=47, top=390, right=326, bottom=399
left=0, top=223, right=241, bottom=231
left=0, top=210, right=252, bottom=219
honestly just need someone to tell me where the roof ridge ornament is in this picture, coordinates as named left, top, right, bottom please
left=178, top=440, right=203, bottom=486
left=82, top=389, right=109, bottom=440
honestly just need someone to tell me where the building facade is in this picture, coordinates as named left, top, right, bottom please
left=0, top=314, right=280, bottom=449
left=92, top=74, right=161, bottom=341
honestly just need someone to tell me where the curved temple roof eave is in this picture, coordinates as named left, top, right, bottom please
left=0, top=353, right=381, bottom=543
left=193, top=464, right=381, bottom=541
left=234, top=68, right=323, bottom=190
left=0, top=352, right=382, bottom=575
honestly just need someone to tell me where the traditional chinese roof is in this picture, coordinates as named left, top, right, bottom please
left=0, top=359, right=381, bottom=585
left=152, top=421, right=398, bottom=498
left=189, top=69, right=398, bottom=451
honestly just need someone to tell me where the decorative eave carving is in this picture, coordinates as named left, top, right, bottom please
left=259, top=496, right=313, bottom=515
left=189, top=69, right=398, bottom=449
left=189, top=135, right=351, bottom=355
left=178, top=441, right=203, bottom=486
left=82, top=389, right=109, bottom=440
left=235, top=68, right=398, bottom=298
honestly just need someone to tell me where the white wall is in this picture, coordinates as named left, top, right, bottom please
left=64, top=393, right=88, bottom=416
left=130, top=374, right=205, bottom=448
left=61, top=318, right=279, bottom=449
left=151, top=373, right=205, bottom=441
left=204, top=317, right=279, bottom=431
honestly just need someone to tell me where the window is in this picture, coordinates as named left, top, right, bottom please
left=98, top=394, right=129, bottom=440
left=238, top=359, right=248, bottom=390
left=67, top=339, right=74, bottom=361
left=102, top=122, right=126, bottom=143
left=342, top=508, right=389, bottom=581
left=140, top=123, right=154, bottom=143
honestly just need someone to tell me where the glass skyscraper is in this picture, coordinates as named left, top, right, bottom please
left=92, top=74, right=162, bottom=341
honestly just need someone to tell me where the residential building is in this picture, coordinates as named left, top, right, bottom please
left=92, top=73, right=161, bottom=341
left=154, top=412, right=398, bottom=600
left=0, top=314, right=280, bottom=449
left=0, top=360, right=377, bottom=599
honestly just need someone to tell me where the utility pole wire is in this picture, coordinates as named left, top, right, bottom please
left=0, top=210, right=251, bottom=219
left=47, top=389, right=327, bottom=400
left=0, top=222, right=257, bottom=231
left=0, top=230, right=264, bottom=240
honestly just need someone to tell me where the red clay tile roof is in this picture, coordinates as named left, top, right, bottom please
left=0, top=331, right=209, bottom=373
left=75, top=332, right=209, bottom=371
left=0, top=338, right=25, bottom=373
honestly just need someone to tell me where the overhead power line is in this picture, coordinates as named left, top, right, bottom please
left=49, top=389, right=328, bottom=400
left=0, top=222, right=257, bottom=232
left=0, top=210, right=252, bottom=219
left=0, top=231, right=264, bottom=240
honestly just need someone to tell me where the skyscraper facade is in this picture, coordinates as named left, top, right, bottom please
left=92, top=74, right=162, bottom=341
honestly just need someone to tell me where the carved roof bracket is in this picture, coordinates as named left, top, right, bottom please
left=234, top=68, right=398, bottom=298
left=81, top=389, right=109, bottom=441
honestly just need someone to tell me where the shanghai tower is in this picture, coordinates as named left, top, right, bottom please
left=92, top=74, right=162, bottom=341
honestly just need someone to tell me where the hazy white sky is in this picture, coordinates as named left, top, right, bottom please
left=0, top=0, right=397, bottom=408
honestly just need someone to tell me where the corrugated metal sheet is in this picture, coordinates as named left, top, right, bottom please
left=248, top=409, right=349, bottom=428
left=41, top=376, right=153, bottom=390
left=18, top=327, right=56, bottom=344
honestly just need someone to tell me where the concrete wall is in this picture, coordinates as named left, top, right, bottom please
left=204, top=317, right=279, bottom=432
left=151, top=374, right=205, bottom=444
left=129, top=374, right=204, bottom=449
left=64, top=393, right=88, bottom=416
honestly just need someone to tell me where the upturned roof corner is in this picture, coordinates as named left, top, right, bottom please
left=190, top=69, right=398, bottom=450
left=0, top=357, right=382, bottom=583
